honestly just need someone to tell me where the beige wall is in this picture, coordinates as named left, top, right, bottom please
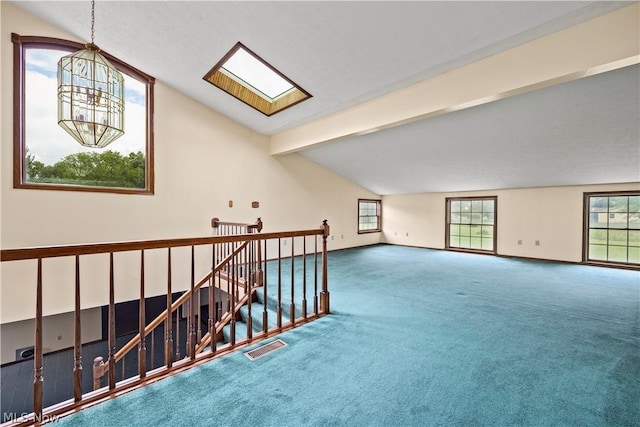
left=0, top=308, right=102, bottom=364
left=0, top=2, right=380, bottom=327
left=382, top=182, right=640, bottom=262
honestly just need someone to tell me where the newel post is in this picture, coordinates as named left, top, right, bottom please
left=320, top=219, right=330, bottom=313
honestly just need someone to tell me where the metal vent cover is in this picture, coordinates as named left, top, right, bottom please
left=245, top=339, right=287, bottom=361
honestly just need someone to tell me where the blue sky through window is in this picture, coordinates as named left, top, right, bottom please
left=25, top=48, right=146, bottom=165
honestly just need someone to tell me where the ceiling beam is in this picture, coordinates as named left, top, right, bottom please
left=270, top=3, right=639, bottom=155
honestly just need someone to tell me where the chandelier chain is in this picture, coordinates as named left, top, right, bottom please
left=90, top=0, right=95, bottom=44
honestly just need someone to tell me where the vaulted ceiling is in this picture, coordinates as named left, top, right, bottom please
left=13, top=1, right=640, bottom=194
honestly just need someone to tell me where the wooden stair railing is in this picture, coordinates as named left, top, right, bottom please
left=0, top=219, right=329, bottom=427
left=92, top=239, right=253, bottom=389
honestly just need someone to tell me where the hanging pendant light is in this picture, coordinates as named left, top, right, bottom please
left=57, top=0, right=124, bottom=148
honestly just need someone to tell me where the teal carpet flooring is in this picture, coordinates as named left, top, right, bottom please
left=57, top=245, right=639, bottom=426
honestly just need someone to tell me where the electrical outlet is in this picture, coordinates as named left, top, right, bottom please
left=394, top=232, right=397, bottom=236
left=517, top=239, right=522, bottom=245
left=405, top=232, right=409, bottom=237
left=331, top=235, right=334, bottom=240
left=57, top=335, right=62, bottom=341
left=341, top=234, right=344, bottom=239
left=535, top=240, right=540, bottom=246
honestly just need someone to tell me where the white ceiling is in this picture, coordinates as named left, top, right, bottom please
left=12, top=1, right=640, bottom=195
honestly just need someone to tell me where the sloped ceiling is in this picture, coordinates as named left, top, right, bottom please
left=11, top=1, right=640, bottom=194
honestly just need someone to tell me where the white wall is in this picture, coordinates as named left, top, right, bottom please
left=0, top=2, right=380, bottom=328
left=382, top=182, right=640, bottom=262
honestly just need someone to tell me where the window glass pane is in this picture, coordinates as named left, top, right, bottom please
left=470, top=225, right=482, bottom=238
left=588, top=244, right=607, bottom=260
left=459, top=235, right=471, bottom=248
left=483, top=212, right=495, bottom=225
left=628, top=247, right=640, bottom=264
left=589, top=229, right=607, bottom=245
left=608, top=246, right=627, bottom=263
left=628, top=230, right=640, bottom=247
left=608, top=212, right=627, bottom=229
left=481, top=238, right=493, bottom=250
left=459, top=224, right=470, bottom=236
left=470, top=237, right=482, bottom=249
left=23, top=46, right=149, bottom=191
left=450, top=235, right=460, bottom=247
left=609, top=196, right=628, bottom=212
left=608, top=229, right=627, bottom=246
left=460, top=201, right=471, bottom=213
left=590, top=196, right=608, bottom=212
left=450, top=213, right=461, bottom=224
left=460, top=213, right=471, bottom=224
left=628, top=214, right=640, bottom=230
left=629, top=196, right=640, bottom=213
left=450, top=201, right=461, bottom=213
left=450, top=224, right=460, bottom=236
left=589, top=212, right=608, bottom=228
left=221, top=46, right=294, bottom=100
left=471, top=200, right=483, bottom=212
left=481, top=226, right=494, bottom=239
left=483, top=200, right=494, bottom=213
left=470, top=213, right=482, bottom=224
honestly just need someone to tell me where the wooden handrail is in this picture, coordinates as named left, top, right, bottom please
left=211, top=217, right=262, bottom=232
left=0, top=228, right=321, bottom=261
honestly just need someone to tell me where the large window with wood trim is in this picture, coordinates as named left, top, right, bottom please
left=584, top=192, right=640, bottom=267
left=12, top=34, right=155, bottom=194
left=446, top=197, right=497, bottom=253
left=358, top=199, right=382, bottom=233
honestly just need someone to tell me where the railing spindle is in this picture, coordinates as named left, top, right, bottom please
left=314, top=235, right=319, bottom=315
left=33, top=258, right=43, bottom=420
left=108, top=253, right=116, bottom=389
left=230, top=250, right=236, bottom=346
left=189, top=245, right=196, bottom=360
left=196, top=287, right=202, bottom=343
left=175, top=306, right=180, bottom=360
left=302, top=237, right=307, bottom=319
left=290, top=237, right=295, bottom=326
left=277, top=239, right=282, bottom=330
left=139, top=250, right=147, bottom=378
left=262, top=239, right=268, bottom=334
left=209, top=243, right=216, bottom=353
left=165, top=248, right=173, bottom=368
left=246, top=244, right=253, bottom=340
left=73, top=255, right=83, bottom=402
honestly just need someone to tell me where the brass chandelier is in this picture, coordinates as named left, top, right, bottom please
left=57, top=0, right=124, bottom=148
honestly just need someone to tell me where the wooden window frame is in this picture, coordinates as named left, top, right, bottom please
left=12, top=33, right=155, bottom=195
left=358, top=199, right=382, bottom=234
left=583, top=191, right=640, bottom=269
left=445, top=196, right=498, bottom=255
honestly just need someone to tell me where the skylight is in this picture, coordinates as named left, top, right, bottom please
left=221, top=47, right=294, bottom=100
left=203, top=42, right=311, bottom=116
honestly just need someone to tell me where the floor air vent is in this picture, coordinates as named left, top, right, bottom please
left=245, top=339, right=287, bottom=361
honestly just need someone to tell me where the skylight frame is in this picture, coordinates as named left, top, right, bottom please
left=203, top=42, right=311, bottom=117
